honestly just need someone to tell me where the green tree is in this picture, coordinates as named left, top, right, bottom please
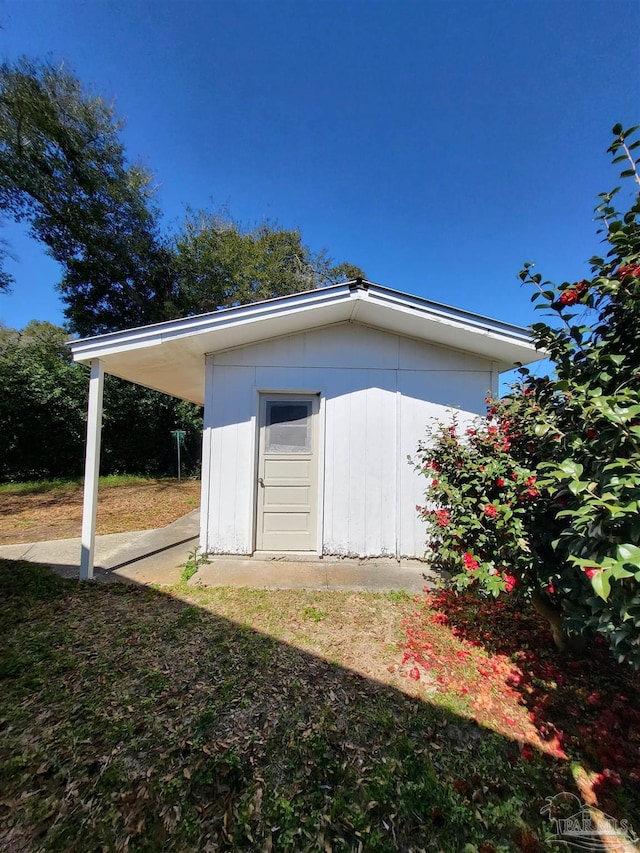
left=416, top=124, right=640, bottom=667
left=100, top=379, right=202, bottom=477
left=0, top=320, right=87, bottom=478
left=174, top=209, right=364, bottom=314
left=0, top=321, right=202, bottom=480
left=0, top=58, right=179, bottom=335
left=0, top=60, right=365, bottom=333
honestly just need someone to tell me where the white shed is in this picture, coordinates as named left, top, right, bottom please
left=69, top=280, right=540, bottom=578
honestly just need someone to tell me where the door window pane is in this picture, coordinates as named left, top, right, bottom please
left=266, top=401, right=311, bottom=453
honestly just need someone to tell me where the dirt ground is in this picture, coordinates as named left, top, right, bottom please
left=0, top=479, right=201, bottom=545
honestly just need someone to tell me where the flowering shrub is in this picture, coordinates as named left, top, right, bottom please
left=417, top=124, right=640, bottom=667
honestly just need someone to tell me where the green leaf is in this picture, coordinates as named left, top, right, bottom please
left=558, top=460, right=584, bottom=478
left=617, top=543, right=640, bottom=568
left=568, top=480, right=589, bottom=496
left=591, top=570, right=611, bottom=601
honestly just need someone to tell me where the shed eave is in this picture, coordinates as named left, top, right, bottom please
left=67, top=282, right=542, bottom=404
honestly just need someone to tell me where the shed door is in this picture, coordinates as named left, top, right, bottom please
left=256, top=395, right=319, bottom=551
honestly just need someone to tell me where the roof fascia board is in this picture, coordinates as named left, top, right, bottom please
left=68, top=284, right=353, bottom=362
left=68, top=279, right=537, bottom=363
left=365, top=285, right=533, bottom=344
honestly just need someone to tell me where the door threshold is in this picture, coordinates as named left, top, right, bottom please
left=252, top=551, right=321, bottom=562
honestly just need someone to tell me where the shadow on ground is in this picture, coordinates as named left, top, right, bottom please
left=0, top=560, right=635, bottom=852
left=403, top=590, right=640, bottom=828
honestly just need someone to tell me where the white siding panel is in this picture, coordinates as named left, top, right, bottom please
left=199, top=359, right=215, bottom=552
left=306, top=325, right=399, bottom=369
left=207, top=365, right=256, bottom=553
left=399, top=335, right=481, bottom=371
left=214, top=323, right=400, bottom=370
left=203, top=322, right=496, bottom=558
left=214, top=333, right=306, bottom=368
left=254, top=365, right=317, bottom=392
left=398, top=370, right=489, bottom=558
left=322, top=372, right=396, bottom=557
left=363, top=384, right=397, bottom=556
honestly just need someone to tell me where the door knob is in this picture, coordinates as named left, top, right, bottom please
left=258, top=477, right=264, bottom=487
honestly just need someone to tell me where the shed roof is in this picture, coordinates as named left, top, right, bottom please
left=68, top=280, right=541, bottom=405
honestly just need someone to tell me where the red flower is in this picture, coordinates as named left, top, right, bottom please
left=584, top=567, right=600, bottom=579
left=436, top=509, right=450, bottom=527
left=559, top=289, right=579, bottom=306
left=525, top=475, right=537, bottom=486
left=462, top=552, right=479, bottom=571
left=503, top=573, right=517, bottom=593
left=546, top=583, right=556, bottom=595
left=617, top=263, right=640, bottom=279
left=466, top=428, right=476, bottom=436
left=526, top=487, right=539, bottom=498
left=483, top=504, right=498, bottom=518
left=431, top=479, right=439, bottom=487
left=520, top=744, right=534, bottom=762
left=495, top=477, right=505, bottom=487
left=488, top=426, right=498, bottom=435
left=575, top=279, right=589, bottom=295
left=408, top=666, right=420, bottom=681
left=511, top=472, right=519, bottom=481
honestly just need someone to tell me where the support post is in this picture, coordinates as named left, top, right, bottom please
left=80, top=359, right=104, bottom=580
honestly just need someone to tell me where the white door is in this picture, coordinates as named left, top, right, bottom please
left=256, top=394, right=319, bottom=552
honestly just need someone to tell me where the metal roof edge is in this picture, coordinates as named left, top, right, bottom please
left=67, top=283, right=353, bottom=357
left=363, top=282, right=533, bottom=342
left=67, top=279, right=537, bottom=359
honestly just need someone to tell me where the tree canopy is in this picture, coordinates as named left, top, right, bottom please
left=0, top=58, right=179, bottom=335
left=0, top=59, right=364, bottom=335
left=0, top=320, right=202, bottom=480
left=175, top=209, right=364, bottom=315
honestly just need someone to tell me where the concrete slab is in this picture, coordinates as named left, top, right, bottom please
left=190, top=556, right=437, bottom=593
left=101, top=510, right=199, bottom=585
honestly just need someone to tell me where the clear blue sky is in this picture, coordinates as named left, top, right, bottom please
left=0, top=0, right=638, bottom=335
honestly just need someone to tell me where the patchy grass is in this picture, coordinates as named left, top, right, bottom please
left=1, top=560, right=638, bottom=851
left=0, top=474, right=161, bottom=496
left=0, top=477, right=200, bottom=544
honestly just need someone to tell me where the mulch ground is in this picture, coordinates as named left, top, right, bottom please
left=0, top=479, right=201, bottom=544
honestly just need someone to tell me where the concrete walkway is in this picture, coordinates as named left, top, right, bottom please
left=0, top=510, right=200, bottom=585
left=0, top=510, right=436, bottom=593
